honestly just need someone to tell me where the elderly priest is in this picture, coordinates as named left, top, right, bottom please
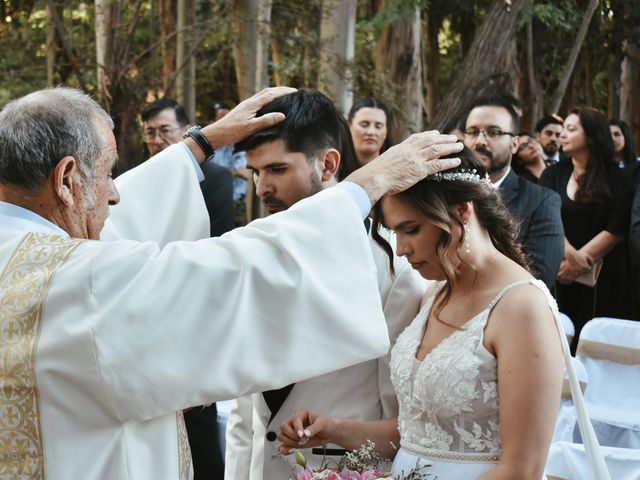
left=0, top=86, right=462, bottom=480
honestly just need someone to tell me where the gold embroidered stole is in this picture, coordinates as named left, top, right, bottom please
left=176, top=411, right=191, bottom=480
left=0, top=233, right=81, bottom=479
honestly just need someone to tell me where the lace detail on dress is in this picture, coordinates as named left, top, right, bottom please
left=391, top=279, right=545, bottom=461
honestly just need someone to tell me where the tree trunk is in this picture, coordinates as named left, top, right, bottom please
left=526, top=17, right=543, bottom=130
left=95, top=0, right=112, bottom=104
left=46, top=0, right=63, bottom=86
left=374, top=4, right=423, bottom=141
left=270, top=35, right=282, bottom=86
left=424, top=9, right=441, bottom=125
left=317, top=0, right=356, bottom=116
left=549, top=0, right=598, bottom=113
left=158, top=0, right=177, bottom=97
left=232, top=0, right=272, bottom=100
left=46, top=0, right=86, bottom=89
left=176, top=0, right=196, bottom=121
left=431, top=0, right=529, bottom=129
left=621, top=41, right=640, bottom=155
left=233, top=0, right=272, bottom=220
left=495, top=35, right=519, bottom=95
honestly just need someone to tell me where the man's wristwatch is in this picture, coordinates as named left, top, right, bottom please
left=183, top=125, right=215, bottom=159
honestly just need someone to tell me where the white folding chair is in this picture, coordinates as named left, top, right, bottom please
left=552, top=357, right=587, bottom=444
left=559, top=312, right=575, bottom=346
left=575, top=317, right=640, bottom=449
left=546, top=441, right=640, bottom=480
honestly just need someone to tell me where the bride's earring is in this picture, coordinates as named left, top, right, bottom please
left=463, top=221, right=471, bottom=254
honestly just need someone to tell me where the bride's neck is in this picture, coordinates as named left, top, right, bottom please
left=452, top=237, right=501, bottom=293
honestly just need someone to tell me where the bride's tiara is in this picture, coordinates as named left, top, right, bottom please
left=429, top=168, right=490, bottom=184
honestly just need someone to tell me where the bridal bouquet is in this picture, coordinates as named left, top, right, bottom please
left=288, top=441, right=431, bottom=480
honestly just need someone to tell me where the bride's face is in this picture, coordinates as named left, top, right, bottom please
left=380, top=194, right=462, bottom=281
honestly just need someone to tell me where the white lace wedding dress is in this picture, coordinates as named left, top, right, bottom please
left=390, top=279, right=553, bottom=479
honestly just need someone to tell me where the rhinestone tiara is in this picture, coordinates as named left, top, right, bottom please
left=429, top=168, right=490, bottom=184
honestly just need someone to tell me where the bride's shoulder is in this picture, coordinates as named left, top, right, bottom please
left=488, top=279, right=556, bottom=332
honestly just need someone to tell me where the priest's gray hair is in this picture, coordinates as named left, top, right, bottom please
left=0, top=87, right=114, bottom=189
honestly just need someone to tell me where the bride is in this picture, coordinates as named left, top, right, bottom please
left=277, top=147, right=563, bottom=479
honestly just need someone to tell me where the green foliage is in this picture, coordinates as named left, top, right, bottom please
left=0, top=0, right=637, bottom=157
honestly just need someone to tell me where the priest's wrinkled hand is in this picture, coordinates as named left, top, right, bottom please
left=200, top=86, right=297, bottom=153
left=345, top=131, right=464, bottom=206
left=277, top=409, right=337, bottom=455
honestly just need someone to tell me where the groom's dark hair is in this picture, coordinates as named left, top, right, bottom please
left=235, top=89, right=341, bottom=159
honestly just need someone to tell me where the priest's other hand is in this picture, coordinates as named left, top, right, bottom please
left=345, top=131, right=463, bottom=206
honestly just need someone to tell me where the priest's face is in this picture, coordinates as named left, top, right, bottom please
left=246, top=139, right=323, bottom=214
left=67, top=117, right=120, bottom=240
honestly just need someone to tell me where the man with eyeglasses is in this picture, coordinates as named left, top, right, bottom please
left=141, top=98, right=234, bottom=479
left=463, top=95, right=564, bottom=288
left=141, top=98, right=234, bottom=237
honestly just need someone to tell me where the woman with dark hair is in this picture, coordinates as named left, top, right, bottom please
left=278, top=148, right=564, bottom=479
left=540, top=108, right=634, bottom=343
left=347, top=98, right=392, bottom=166
left=609, top=119, right=637, bottom=167
left=610, top=118, right=640, bottom=189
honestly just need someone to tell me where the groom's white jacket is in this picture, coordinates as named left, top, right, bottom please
left=224, top=229, right=427, bottom=480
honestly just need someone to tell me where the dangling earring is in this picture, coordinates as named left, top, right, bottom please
left=463, top=221, right=471, bottom=254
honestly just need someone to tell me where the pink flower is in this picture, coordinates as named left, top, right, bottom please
left=339, top=469, right=382, bottom=480
left=323, top=471, right=341, bottom=480
left=295, top=467, right=314, bottom=480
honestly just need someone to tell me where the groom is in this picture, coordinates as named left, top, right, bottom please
left=224, top=89, right=428, bottom=480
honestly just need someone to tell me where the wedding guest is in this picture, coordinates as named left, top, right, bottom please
left=631, top=188, right=640, bottom=318
left=463, top=95, right=564, bottom=289
left=609, top=119, right=638, bottom=168
left=513, top=135, right=546, bottom=183
left=279, top=148, right=563, bottom=480
left=347, top=98, right=391, bottom=166
left=609, top=118, right=640, bottom=190
left=540, top=107, right=634, bottom=345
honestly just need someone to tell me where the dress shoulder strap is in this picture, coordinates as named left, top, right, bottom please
left=485, top=278, right=535, bottom=313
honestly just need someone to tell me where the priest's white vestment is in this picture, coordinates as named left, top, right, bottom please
left=0, top=144, right=389, bottom=479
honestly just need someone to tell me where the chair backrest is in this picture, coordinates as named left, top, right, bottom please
left=576, top=317, right=640, bottom=408
left=546, top=441, right=640, bottom=480
left=559, top=312, right=575, bottom=346
left=552, top=358, right=588, bottom=444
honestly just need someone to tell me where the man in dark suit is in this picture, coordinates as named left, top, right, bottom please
left=141, top=98, right=234, bottom=478
left=142, top=98, right=234, bottom=237
left=535, top=114, right=565, bottom=165
left=463, top=95, right=564, bottom=288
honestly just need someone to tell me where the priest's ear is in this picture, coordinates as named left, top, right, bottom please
left=52, top=156, right=81, bottom=207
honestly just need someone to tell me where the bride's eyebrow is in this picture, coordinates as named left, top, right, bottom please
left=392, top=220, right=416, bottom=230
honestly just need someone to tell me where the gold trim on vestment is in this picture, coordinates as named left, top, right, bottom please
left=176, top=411, right=191, bottom=480
left=577, top=339, right=640, bottom=366
left=400, top=441, right=501, bottom=463
left=0, top=233, right=81, bottom=479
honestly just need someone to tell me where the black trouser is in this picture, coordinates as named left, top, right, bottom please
left=184, top=404, right=225, bottom=480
